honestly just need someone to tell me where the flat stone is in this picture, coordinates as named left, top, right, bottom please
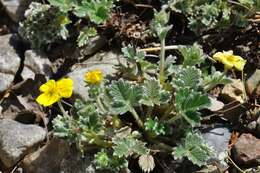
left=22, top=138, right=69, bottom=173
left=68, top=51, right=124, bottom=100
left=233, top=133, right=260, bottom=166
left=0, top=119, right=46, bottom=168
left=246, top=69, right=260, bottom=96
left=221, top=79, right=244, bottom=103
left=202, top=126, right=231, bottom=171
left=0, top=34, right=21, bottom=92
left=0, top=0, right=32, bottom=22
left=21, top=50, right=53, bottom=80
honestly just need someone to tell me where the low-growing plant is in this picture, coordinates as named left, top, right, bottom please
left=34, top=9, right=245, bottom=172
left=19, top=0, right=115, bottom=50
left=19, top=2, right=70, bottom=50
left=168, top=0, right=260, bottom=34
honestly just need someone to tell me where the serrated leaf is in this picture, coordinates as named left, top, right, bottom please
left=113, top=136, right=148, bottom=158
left=171, top=66, right=202, bottom=89
left=183, top=111, right=201, bottom=127
left=94, top=150, right=129, bottom=171
left=109, top=79, right=142, bottom=114
left=179, top=44, right=205, bottom=66
left=48, top=0, right=76, bottom=12
left=173, top=132, right=213, bottom=166
left=144, top=117, right=167, bottom=135
left=138, top=154, right=155, bottom=173
left=175, top=88, right=210, bottom=113
left=203, top=71, right=231, bottom=91
left=74, top=0, right=113, bottom=24
left=140, top=78, right=171, bottom=106
left=122, top=45, right=145, bottom=61
left=77, top=27, right=97, bottom=47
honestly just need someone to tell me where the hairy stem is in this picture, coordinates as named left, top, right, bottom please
left=130, top=107, right=144, bottom=128
left=159, top=38, right=166, bottom=84
left=58, top=101, right=70, bottom=118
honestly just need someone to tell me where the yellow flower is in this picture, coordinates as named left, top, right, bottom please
left=36, top=78, right=73, bottom=106
left=84, top=70, right=103, bottom=84
left=213, top=50, right=246, bottom=71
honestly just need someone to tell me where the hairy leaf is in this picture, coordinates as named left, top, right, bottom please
left=113, top=136, right=148, bottom=158
left=138, top=154, right=155, bottom=173
left=203, top=71, right=231, bottom=91
left=179, top=44, right=205, bottom=66
left=122, top=45, right=145, bottom=61
left=171, top=66, right=202, bottom=89
left=175, top=88, right=210, bottom=113
left=173, top=132, right=213, bottom=166
left=144, top=117, right=167, bottom=135
left=109, top=79, right=142, bottom=114
left=140, top=78, right=171, bottom=106
left=94, top=150, right=129, bottom=171
left=77, top=27, right=97, bottom=47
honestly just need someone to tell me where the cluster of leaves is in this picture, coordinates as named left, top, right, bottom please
left=19, top=0, right=115, bottom=50
left=168, top=0, right=260, bottom=34
left=52, top=41, right=232, bottom=172
left=50, top=7, right=234, bottom=173
left=19, top=2, right=70, bottom=50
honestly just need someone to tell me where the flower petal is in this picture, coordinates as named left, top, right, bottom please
left=39, top=80, right=56, bottom=92
left=36, top=92, right=60, bottom=106
left=84, top=70, right=103, bottom=84
left=56, top=78, right=73, bottom=98
left=234, top=59, right=246, bottom=71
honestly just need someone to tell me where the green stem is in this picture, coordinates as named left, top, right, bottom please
left=159, top=38, right=166, bottom=84
left=58, top=101, right=70, bottom=118
left=130, top=107, right=144, bottom=128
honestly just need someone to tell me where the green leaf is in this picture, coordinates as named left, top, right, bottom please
left=175, top=88, right=210, bottom=126
left=113, top=136, right=148, bottom=158
left=203, top=71, right=231, bottom=91
left=94, top=150, right=129, bottom=171
left=140, top=78, right=171, bottom=106
left=183, top=111, right=201, bottom=127
left=77, top=27, right=97, bottom=47
left=173, top=132, right=214, bottom=166
left=171, top=66, right=202, bottom=89
left=144, top=117, right=167, bottom=135
left=74, top=0, right=113, bottom=24
left=48, top=0, right=76, bottom=12
left=150, top=8, right=172, bottom=40
left=122, top=45, right=145, bottom=61
left=179, top=44, right=205, bottom=66
left=175, top=88, right=210, bottom=113
left=109, top=79, right=142, bottom=114
left=77, top=103, right=102, bottom=132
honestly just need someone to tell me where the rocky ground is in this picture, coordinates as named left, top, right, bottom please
left=0, top=0, right=259, bottom=173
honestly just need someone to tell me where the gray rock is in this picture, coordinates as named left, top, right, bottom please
left=257, top=117, right=260, bottom=136
left=60, top=149, right=96, bottom=173
left=21, top=50, right=53, bottom=80
left=22, top=138, right=69, bottom=173
left=0, top=34, right=21, bottom=92
left=68, top=51, right=124, bottom=100
left=0, top=0, right=33, bottom=22
left=233, top=133, right=260, bottom=166
left=0, top=119, right=46, bottom=168
left=246, top=69, right=260, bottom=96
left=202, top=126, right=231, bottom=170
